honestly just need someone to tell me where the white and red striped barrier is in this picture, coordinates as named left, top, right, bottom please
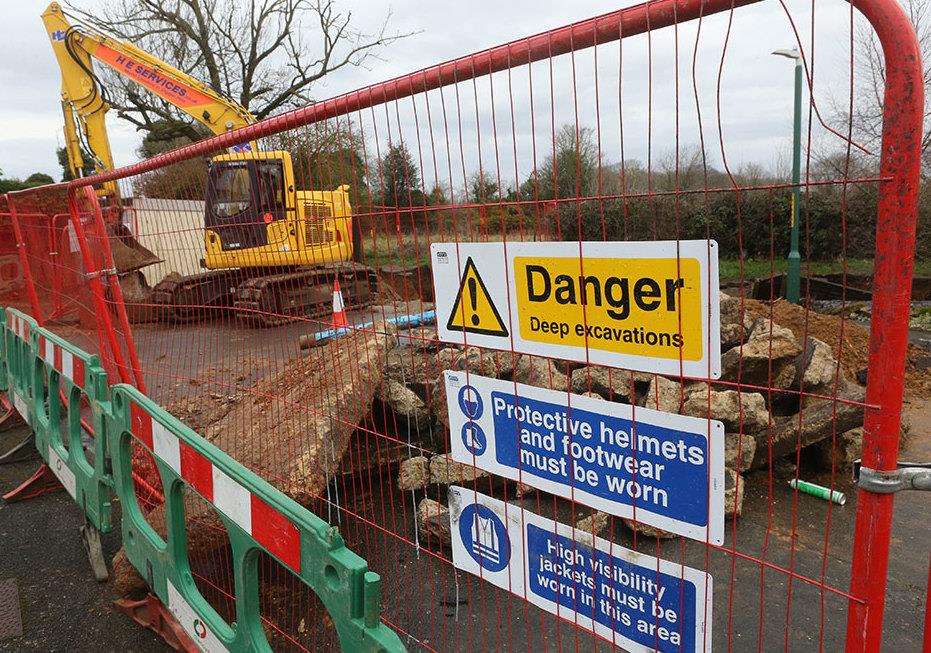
left=129, top=401, right=302, bottom=572
left=37, top=333, right=86, bottom=389
left=6, top=311, right=29, bottom=342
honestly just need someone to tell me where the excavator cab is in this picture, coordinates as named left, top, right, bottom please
left=203, top=150, right=356, bottom=270
left=204, top=155, right=289, bottom=254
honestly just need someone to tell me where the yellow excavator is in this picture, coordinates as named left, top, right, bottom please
left=42, top=2, right=373, bottom=324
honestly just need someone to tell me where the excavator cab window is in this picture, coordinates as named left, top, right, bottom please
left=205, top=158, right=286, bottom=251
left=255, top=160, right=286, bottom=220
left=212, top=163, right=252, bottom=218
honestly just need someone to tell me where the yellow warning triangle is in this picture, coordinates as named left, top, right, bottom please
left=446, top=257, right=509, bottom=337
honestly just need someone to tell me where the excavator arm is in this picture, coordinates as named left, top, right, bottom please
left=59, top=94, right=93, bottom=181
left=42, top=1, right=256, bottom=192
left=41, top=1, right=259, bottom=274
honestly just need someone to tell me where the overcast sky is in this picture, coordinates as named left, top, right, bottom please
left=0, top=0, right=866, bottom=188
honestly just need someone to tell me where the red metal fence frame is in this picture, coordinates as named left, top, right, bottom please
left=841, top=0, right=925, bottom=645
left=6, top=0, right=922, bottom=649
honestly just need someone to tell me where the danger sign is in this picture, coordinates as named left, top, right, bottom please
left=431, top=241, right=720, bottom=377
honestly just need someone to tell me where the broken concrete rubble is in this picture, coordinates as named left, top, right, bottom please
left=379, top=380, right=431, bottom=427
left=642, top=375, right=688, bottom=413
left=385, top=346, right=441, bottom=393
left=797, top=336, right=840, bottom=394
left=642, top=378, right=771, bottom=434
left=436, top=346, right=520, bottom=379
left=397, top=325, right=439, bottom=350
left=750, top=380, right=865, bottom=469
left=719, top=291, right=754, bottom=350
left=681, top=386, right=771, bottom=432
left=514, top=482, right=536, bottom=497
left=725, top=469, right=744, bottom=518
left=432, top=382, right=450, bottom=430
left=724, top=433, right=757, bottom=474
left=397, top=453, right=491, bottom=489
left=418, top=498, right=451, bottom=547
left=429, top=454, right=489, bottom=485
left=570, top=365, right=653, bottom=402
left=622, top=518, right=677, bottom=539
left=574, top=511, right=610, bottom=545
left=512, top=355, right=570, bottom=391
left=398, top=455, right=431, bottom=491
left=721, top=318, right=802, bottom=388
left=810, top=427, right=863, bottom=470
left=436, top=347, right=460, bottom=371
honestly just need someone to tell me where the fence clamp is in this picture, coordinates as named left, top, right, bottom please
left=853, top=460, right=931, bottom=494
left=84, top=268, right=117, bottom=280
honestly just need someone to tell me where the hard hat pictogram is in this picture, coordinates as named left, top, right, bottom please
left=457, top=384, right=483, bottom=419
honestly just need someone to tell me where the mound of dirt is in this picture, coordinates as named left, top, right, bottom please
left=742, top=298, right=931, bottom=397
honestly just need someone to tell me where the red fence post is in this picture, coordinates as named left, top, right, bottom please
left=63, top=188, right=137, bottom=388
left=77, top=185, right=148, bottom=393
left=924, top=556, right=931, bottom=653
left=846, top=1, right=924, bottom=651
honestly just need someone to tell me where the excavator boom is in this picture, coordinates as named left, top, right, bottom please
left=42, top=2, right=255, bottom=143
left=41, top=1, right=258, bottom=274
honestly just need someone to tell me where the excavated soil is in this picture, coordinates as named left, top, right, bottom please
left=742, top=298, right=931, bottom=396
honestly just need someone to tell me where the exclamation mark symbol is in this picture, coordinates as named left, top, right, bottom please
left=468, top=277, right=479, bottom=326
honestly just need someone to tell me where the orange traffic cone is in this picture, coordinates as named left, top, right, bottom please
left=331, top=279, right=349, bottom=329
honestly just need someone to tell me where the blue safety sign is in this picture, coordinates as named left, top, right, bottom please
left=461, top=421, right=487, bottom=456
left=457, top=501, right=510, bottom=572
left=445, top=371, right=725, bottom=544
left=458, top=384, right=483, bottom=419
left=449, top=488, right=713, bottom=652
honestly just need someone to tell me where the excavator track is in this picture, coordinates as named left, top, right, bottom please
left=150, top=269, right=240, bottom=322
left=233, top=263, right=376, bottom=326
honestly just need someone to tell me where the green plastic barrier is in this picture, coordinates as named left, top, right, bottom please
left=0, top=311, right=10, bottom=395
left=3, top=308, right=38, bottom=422
left=108, top=384, right=406, bottom=652
left=1, top=307, right=403, bottom=650
left=31, top=325, right=113, bottom=533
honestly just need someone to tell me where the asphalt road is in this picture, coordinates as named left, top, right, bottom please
left=0, top=434, right=163, bottom=652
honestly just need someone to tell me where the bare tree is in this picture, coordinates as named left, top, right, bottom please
left=66, top=0, right=412, bottom=141
left=851, top=0, right=931, bottom=169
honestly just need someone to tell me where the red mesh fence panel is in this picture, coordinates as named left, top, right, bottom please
left=5, top=187, right=88, bottom=325
left=0, top=200, right=27, bottom=312
left=4, top=0, right=926, bottom=650
left=3, top=186, right=136, bottom=381
left=4, top=184, right=163, bottom=506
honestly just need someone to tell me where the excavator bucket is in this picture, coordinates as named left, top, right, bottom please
left=107, top=219, right=162, bottom=273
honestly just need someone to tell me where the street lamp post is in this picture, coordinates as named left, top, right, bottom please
left=773, top=48, right=803, bottom=304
